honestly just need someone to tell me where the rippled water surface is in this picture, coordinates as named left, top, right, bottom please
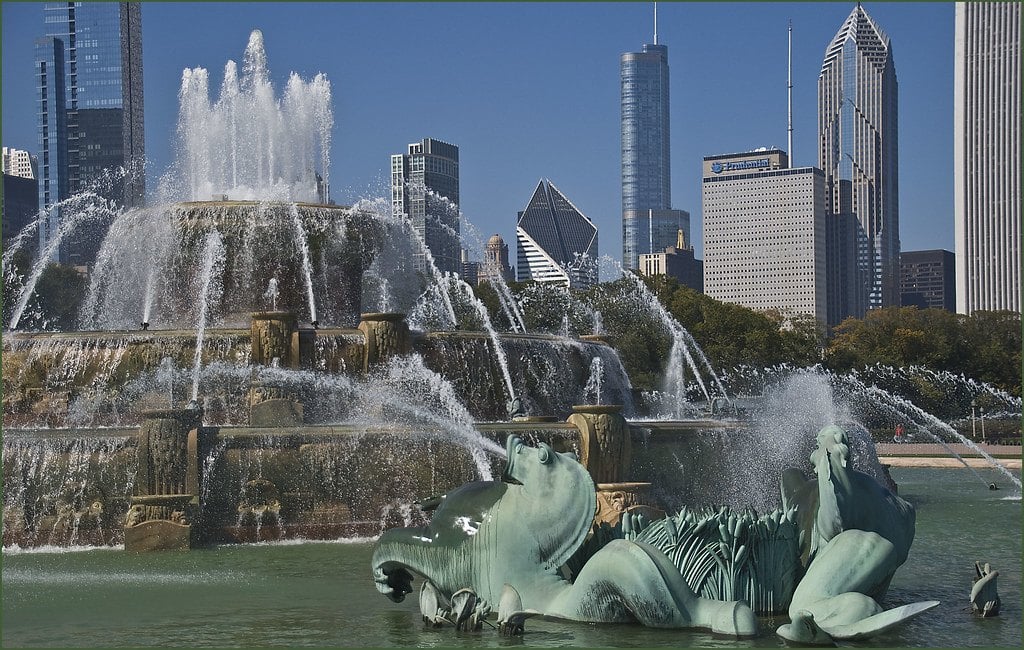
left=2, top=468, right=1019, bottom=647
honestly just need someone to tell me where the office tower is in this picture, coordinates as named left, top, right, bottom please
left=390, top=138, right=460, bottom=275
left=478, top=234, right=514, bottom=286
left=900, top=249, right=956, bottom=312
left=702, top=150, right=828, bottom=325
left=954, top=2, right=1020, bottom=314
left=2, top=148, right=36, bottom=179
left=818, top=3, right=899, bottom=316
left=638, top=228, right=704, bottom=293
left=516, top=179, right=598, bottom=289
left=621, top=25, right=689, bottom=270
left=36, top=2, right=144, bottom=265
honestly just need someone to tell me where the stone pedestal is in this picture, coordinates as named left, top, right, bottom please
left=567, top=404, right=631, bottom=484
left=248, top=381, right=304, bottom=427
left=125, top=408, right=205, bottom=551
left=251, top=311, right=298, bottom=367
left=358, top=312, right=411, bottom=372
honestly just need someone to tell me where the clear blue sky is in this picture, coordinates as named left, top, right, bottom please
left=2, top=2, right=955, bottom=261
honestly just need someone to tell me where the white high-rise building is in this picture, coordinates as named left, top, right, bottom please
left=2, top=147, right=35, bottom=179
left=954, top=2, right=1020, bottom=314
left=702, top=150, right=828, bottom=325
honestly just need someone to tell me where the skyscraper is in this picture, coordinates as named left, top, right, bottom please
left=390, top=138, right=460, bottom=275
left=954, top=2, right=1020, bottom=315
left=818, top=4, right=899, bottom=317
left=621, top=21, right=689, bottom=270
left=702, top=149, right=828, bottom=325
left=36, top=2, right=144, bottom=265
left=516, top=179, right=598, bottom=289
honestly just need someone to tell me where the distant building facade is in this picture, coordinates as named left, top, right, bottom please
left=459, top=249, right=480, bottom=286
left=2, top=148, right=36, bottom=179
left=621, top=39, right=688, bottom=271
left=702, top=149, right=829, bottom=326
left=954, top=2, right=1020, bottom=314
left=478, top=234, right=514, bottom=286
left=818, top=4, right=900, bottom=315
left=36, top=2, right=145, bottom=265
left=391, top=138, right=460, bottom=275
left=516, top=179, right=598, bottom=289
left=3, top=173, right=40, bottom=253
left=900, top=249, right=956, bottom=312
left=639, top=229, right=703, bottom=293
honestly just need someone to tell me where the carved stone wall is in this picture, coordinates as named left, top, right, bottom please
left=357, top=313, right=411, bottom=372
left=251, top=312, right=298, bottom=366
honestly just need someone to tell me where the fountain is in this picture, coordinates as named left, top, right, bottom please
left=2, top=27, right=1019, bottom=650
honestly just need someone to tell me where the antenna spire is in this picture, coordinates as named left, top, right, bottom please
left=653, top=2, right=658, bottom=45
left=787, top=19, right=794, bottom=165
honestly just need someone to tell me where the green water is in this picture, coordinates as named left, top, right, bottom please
left=2, top=467, right=1020, bottom=648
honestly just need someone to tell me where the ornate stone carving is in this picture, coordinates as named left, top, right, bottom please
left=567, top=404, right=630, bottom=484
left=250, top=311, right=297, bottom=366
left=358, top=313, right=411, bottom=372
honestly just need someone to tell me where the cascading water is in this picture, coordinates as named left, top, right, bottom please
left=584, top=356, right=603, bottom=405
left=6, top=193, right=118, bottom=330
left=174, top=29, right=332, bottom=203
left=191, top=232, right=226, bottom=401
left=288, top=203, right=318, bottom=324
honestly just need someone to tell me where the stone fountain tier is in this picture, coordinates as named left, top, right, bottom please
left=84, top=201, right=387, bottom=331
left=2, top=320, right=630, bottom=428
left=1, top=419, right=744, bottom=550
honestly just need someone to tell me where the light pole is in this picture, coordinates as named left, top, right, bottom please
left=971, top=399, right=977, bottom=440
left=980, top=406, right=986, bottom=442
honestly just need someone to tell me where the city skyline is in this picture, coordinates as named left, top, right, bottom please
left=2, top=3, right=957, bottom=265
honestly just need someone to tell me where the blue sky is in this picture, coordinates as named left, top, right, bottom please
left=2, top=2, right=955, bottom=261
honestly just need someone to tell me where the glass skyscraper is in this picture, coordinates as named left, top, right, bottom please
left=818, top=4, right=899, bottom=317
left=954, top=2, right=1020, bottom=315
left=516, top=179, right=598, bottom=289
left=36, top=2, right=144, bottom=265
left=621, top=41, right=687, bottom=271
left=390, top=138, right=461, bottom=275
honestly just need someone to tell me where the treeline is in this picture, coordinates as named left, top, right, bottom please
left=826, top=305, right=1021, bottom=398
left=482, top=275, right=1021, bottom=399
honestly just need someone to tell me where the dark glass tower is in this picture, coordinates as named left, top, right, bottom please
left=516, top=179, right=598, bottom=288
left=819, top=4, right=899, bottom=318
left=35, top=2, right=145, bottom=265
left=621, top=41, right=681, bottom=270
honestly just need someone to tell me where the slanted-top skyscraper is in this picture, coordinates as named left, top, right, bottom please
left=818, top=3, right=899, bottom=318
left=36, top=1, right=144, bottom=265
left=621, top=9, right=689, bottom=270
left=954, top=2, right=1020, bottom=315
left=517, top=179, right=598, bottom=289
left=391, top=138, right=460, bottom=275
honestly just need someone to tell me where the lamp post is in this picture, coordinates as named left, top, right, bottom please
left=971, top=399, right=977, bottom=440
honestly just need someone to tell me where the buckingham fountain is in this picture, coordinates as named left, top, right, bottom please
left=2, top=31, right=1020, bottom=647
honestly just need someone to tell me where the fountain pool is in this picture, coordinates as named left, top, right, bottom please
left=2, top=467, right=1018, bottom=648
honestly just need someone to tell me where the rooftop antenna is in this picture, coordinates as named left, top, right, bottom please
left=654, top=2, right=658, bottom=45
left=787, top=19, right=794, bottom=165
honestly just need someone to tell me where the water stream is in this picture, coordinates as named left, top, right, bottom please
left=191, top=232, right=226, bottom=401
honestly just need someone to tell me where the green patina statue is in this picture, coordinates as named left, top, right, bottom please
left=775, top=425, right=939, bottom=644
left=371, top=426, right=939, bottom=643
left=371, top=434, right=758, bottom=636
